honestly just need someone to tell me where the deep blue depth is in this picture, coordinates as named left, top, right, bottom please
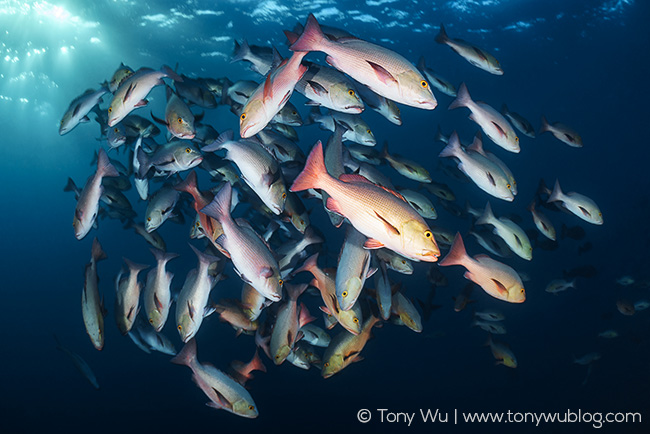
left=1, top=1, right=649, bottom=433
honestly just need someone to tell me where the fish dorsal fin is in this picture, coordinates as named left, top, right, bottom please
left=367, top=61, right=397, bottom=85
left=339, top=173, right=373, bottom=185
left=263, top=74, right=273, bottom=101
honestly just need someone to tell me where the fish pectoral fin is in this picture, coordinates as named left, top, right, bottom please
left=374, top=211, right=400, bottom=236
left=154, top=292, right=164, bottom=311
left=363, top=238, right=385, bottom=249
left=491, top=278, right=509, bottom=296
left=208, top=387, right=233, bottom=410
left=150, top=111, right=168, bottom=126
left=80, top=115, right=90, bottom=123
left=279, top=91, right=292, bottom=107
left=260, top=267, right=274, bottom=278
left=578, top=206, right=592, bottom=217
left=367, top=61, right=397, bottom=85
left=263, top=74, right=273, bottom=101
left=491, top=121, right=506, bottom=137
left=319, top=305, right=332, bottom=315
left=135, top=99, right=148, bottom=108
left=487, top=171, right=496, bottom=187
left=472, top=47, right=488, bottom=62
left=513, top=234, right=523, bottom=247
left=343, top=351, right=361, bottom=363
left=307, top=80, right=328, bottom=96
left=124, top=82, right=136, bottom=102
left=187, top=300, right=196, bottom=320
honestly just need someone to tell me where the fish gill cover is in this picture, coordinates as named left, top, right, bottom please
left=0, top=0, right=649, bottom=433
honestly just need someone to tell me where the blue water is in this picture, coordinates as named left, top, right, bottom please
left=1, top=1, right=649, bottom=433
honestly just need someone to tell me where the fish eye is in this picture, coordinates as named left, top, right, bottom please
left=178, top=117, right=183, bottom=124
left=274, top=354, right=280, bottom=359
left=299, top=219, right=304, bottom=225
left=401, top=260, right=406, bottom=265
left=342, top=291, right=348, bottom=298
left=292, top=111, right=297, bottom=115
left=424, top=230, right=432, bottom=238
left=506, top=184, right=511, bottom=190
left=185, top=147, right=191, bottom=153
left=282, top=192, right=287, bottom=199
left=177, top=325, right=182, bottom=331
left=366, top=129, right=371, bottom=134
left=420, top=80, right=428, bottom=88
left=147, top=217, right=152, bottom=222
left=108, top=107, right=112, bottom=113
left=324, top=362, right=330, bottom=367
left=515, top=137, right=519, bottom=142
left=240, top=113, right=247, bottom=121
left=598, top=212, right=602, bottom=217
left=149, top=318, right=154, bottom=324
left=353, top=317, right=359, bottom=324
left=249, top=405, right=255, bottom=411
left=114, top=127, right=119, bottom=133
left=278, top=279, right=284, bottom=286
left=348, top=89, right=355, bottom=96
left=521, top=289, right=525, bottom=293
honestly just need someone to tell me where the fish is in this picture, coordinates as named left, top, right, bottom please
left=540, top=115, right=582, bottom=147
left=435, top=24, right=503, bottom=75
left=239, top=51, right=308, bottom=138
left=291, top=141, right=440, bottom=262
left=528, top=200, right=556, bottom=241
left=286, top=342, right=321, bottom=370
left=107, top=65, right=182, bottom=127
left=203, top=131, right=287, bottom=215
left=300, top=324, right=331, bottom=347
left=453, top=283, right=475, bottom=312
left=598, top=330, right=619, bottom=339
left=573, top=352, right=601, bottom=365
left=231, top=40, right=282, bottom=76
left=115, top=258, right=149, bottom=335
left=439, top=132, right=514, bottom=201
left=342, top=154, right=395, bottom=190
left=73, top=148, right=119, bottom=240
left=213, top=300, right=259, bottom=336
left=473, top=320, right=506, bottom=334
left=171, top=339, right=258, bottom=418
left=277, top=226, right=324, bottom=272
left=417, top=56, right=457, bottom=97
left=294, top=61, right=364, bottom=113
left=347, top=144, right=382, bottom=165
left=547, top=180, right=603, bottom=225
left=335, top=225, right=374, bottom=311
left=292, top=253, right=363, bottom=335
left=130, top=222, right=166, bottom=251
left=254, top=129, right=305, bottom=164
left=270, top=284, right=314, bottom=365
left=449, top=83, right=519, bottom=153
left=616, top=276, right=635, bottom=286
left=381, top=141, right=432, bottom=183
left=391, top=291, right=423, bottom=333
left=439, top=233, right=526, bottom=303
left=241, top=283, right=272, bottom=322
left=273, top=122, right=299, bottom=141
left=577, top=241, right=593, bottom=255
left=290, top=14, right=437, bottom=109
left=151, top=85, right=197, bottom=139
left=137, top=140, right=203, bottom=178
left=422, top=181, right=455, bottom=201
left=145, top=185, right=180, bottom=233
left=474, top=311, right=505, bottom=322
left=175, top=245, right=220, bottom=342
left=272, top=102, right=303, bottom=126
left=54, top=335, right=100, bottom=389
left=469, top=229, right=513, bottom=259
left=310, top=108, right=376, bottom=146
left=134, top=318, right=177, bottom=355
left=121, top=115, right=161, bottom=138
left=174, top=75, right=218, bottom=108
left=354, top=84, right=402, bottom=125
left=143, top=248, right=178, bottom=332
left=321, top=315, right=381, bottom=378
left=222, top=79, right=259, bottom=106
left=487, top=335, right=517, bottom=368
left=467, top=132, right=518, bottom=196
left=396, top=189, right=437, bottom=220
left=545, top=279, right=576, bottom=294
left=616, top=300, right=635, bottom=316
left=107, top=62, right=135, bottom=93
left=501, top=104, right=535, bottom=138
left=563, top=265, right=597, bottom=279
left=82, top=238, right=108, bottom=351
left=201, top=182, right=283, bottom=302
left=416, top=286, right=441, bottom=321
left=376, top=249, right=414, bottom=275
left=476, top=203, right=533, bottom=261
left=374, top=261, right=393, bottom=320
left=281, top=191, right=310, bottom=234
left=230, top=350, right=267, bottom=385
left=59, top=87, right=109, bottom=135
left=634, top=300, right=649, bottom=310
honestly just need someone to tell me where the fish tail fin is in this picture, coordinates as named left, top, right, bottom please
left=286, top=282, right=309, bottom=301
left=417, top=56, right=426, bottom=71
left=202, top=129, right=234, bottom=153
left=189, top=243, right=220, bottom=268
left=91, top=237, right=108, bottom=263
left=298, top=302, right=316, bottom=328
left=439, top=131, right=462, bottom=158
left=501, top=103, right=509, bottom=115
left=123, top=257, right=149, bottom=274
left=476, top=202, right=495, bottom=226
left=237, top=349, right=267, bottom=379
left=201, top=182, right=233, bottom=224
left=161, top=64, right=183, bottom=82
left=548, top=179, right=564, bottom=203
left=170, top=338, right=197, bottom=367
left=539, top=115, right=550, bottom=134
left=380, top=140, right=389, bottom=159
left=150, top=247, right=179, bottom=264
left=289, top=13, right=327, bottom=52
left=219, top=78, right=234, bottom=106
left=527, top=200, right=536, bottom=213
left=435, top=23, right=449, bottom=44
left=231, top=39, right=251, bottom=63
left=97, top=148, right=119, bottom=178
left=439, top=233, right=469, bottom=267
left=283, top=30, right=299, bottom=45
left=304, top=225, right=324, bottom=245
left=435, top=125, right=447, bottom=143
left=290, top=141, right=328, bottom=192
left=136, top=146, right=151, bottom=178
left=448, top=82, right=471, bottom=110
left=293, top=252, right=320, bottom=275
left=64, top=177, right=78, bottom=194
left=174, top=170, right=199, bottom=198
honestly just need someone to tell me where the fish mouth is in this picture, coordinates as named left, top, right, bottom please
left=178, top=132, right=196, bottom=139
left=418, top=100, right=438, bottom=110
left=241, top=124, right=256, bottom=138
left=344, top=105, right=364, bottom=113
left=420, top=250, right=440, bottom=262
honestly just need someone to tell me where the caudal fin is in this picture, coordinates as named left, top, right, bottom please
left=289, top=13, right=327, bottom=53
left=150, top=247, right=179, bottom=265
left=97, top=148, right=119, bottom=178
left=467, top=131, right=485, bottom=155
left=435, top=23, right=449, bottom=44
left=448, top=82, right=471, bottom=111
left=231, top=40, right=251, bottom=63
left=170, top=338, right=197, bottom=367
left=91, top=237, right=108, bottom=263
left=160, top=65, right=183, bottom=82
left=286, top=283, right=309, bottom=301
left=123, top=257, right=149, bottom=274
left=201, top=182, right=234, bottom=225
left=548, top=179, right=564, bottom=203
left=476, top=202, right=495, bottom=226
left=174, top=170, right=199, bottom=198
left=438, top=233, right=469, bottom=267
left=539, top=115, right=551, bottom=134
left=284, top=30, right=299, bottom=45
left=202, top=130, right=234, bottom=153
left=439, top=131, right=463, bottom=159
left=292, top=252, right=320, bottom=276
left=417, top=56, right=427, bottom=72
left=290, top=141, right=328, bottom=192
